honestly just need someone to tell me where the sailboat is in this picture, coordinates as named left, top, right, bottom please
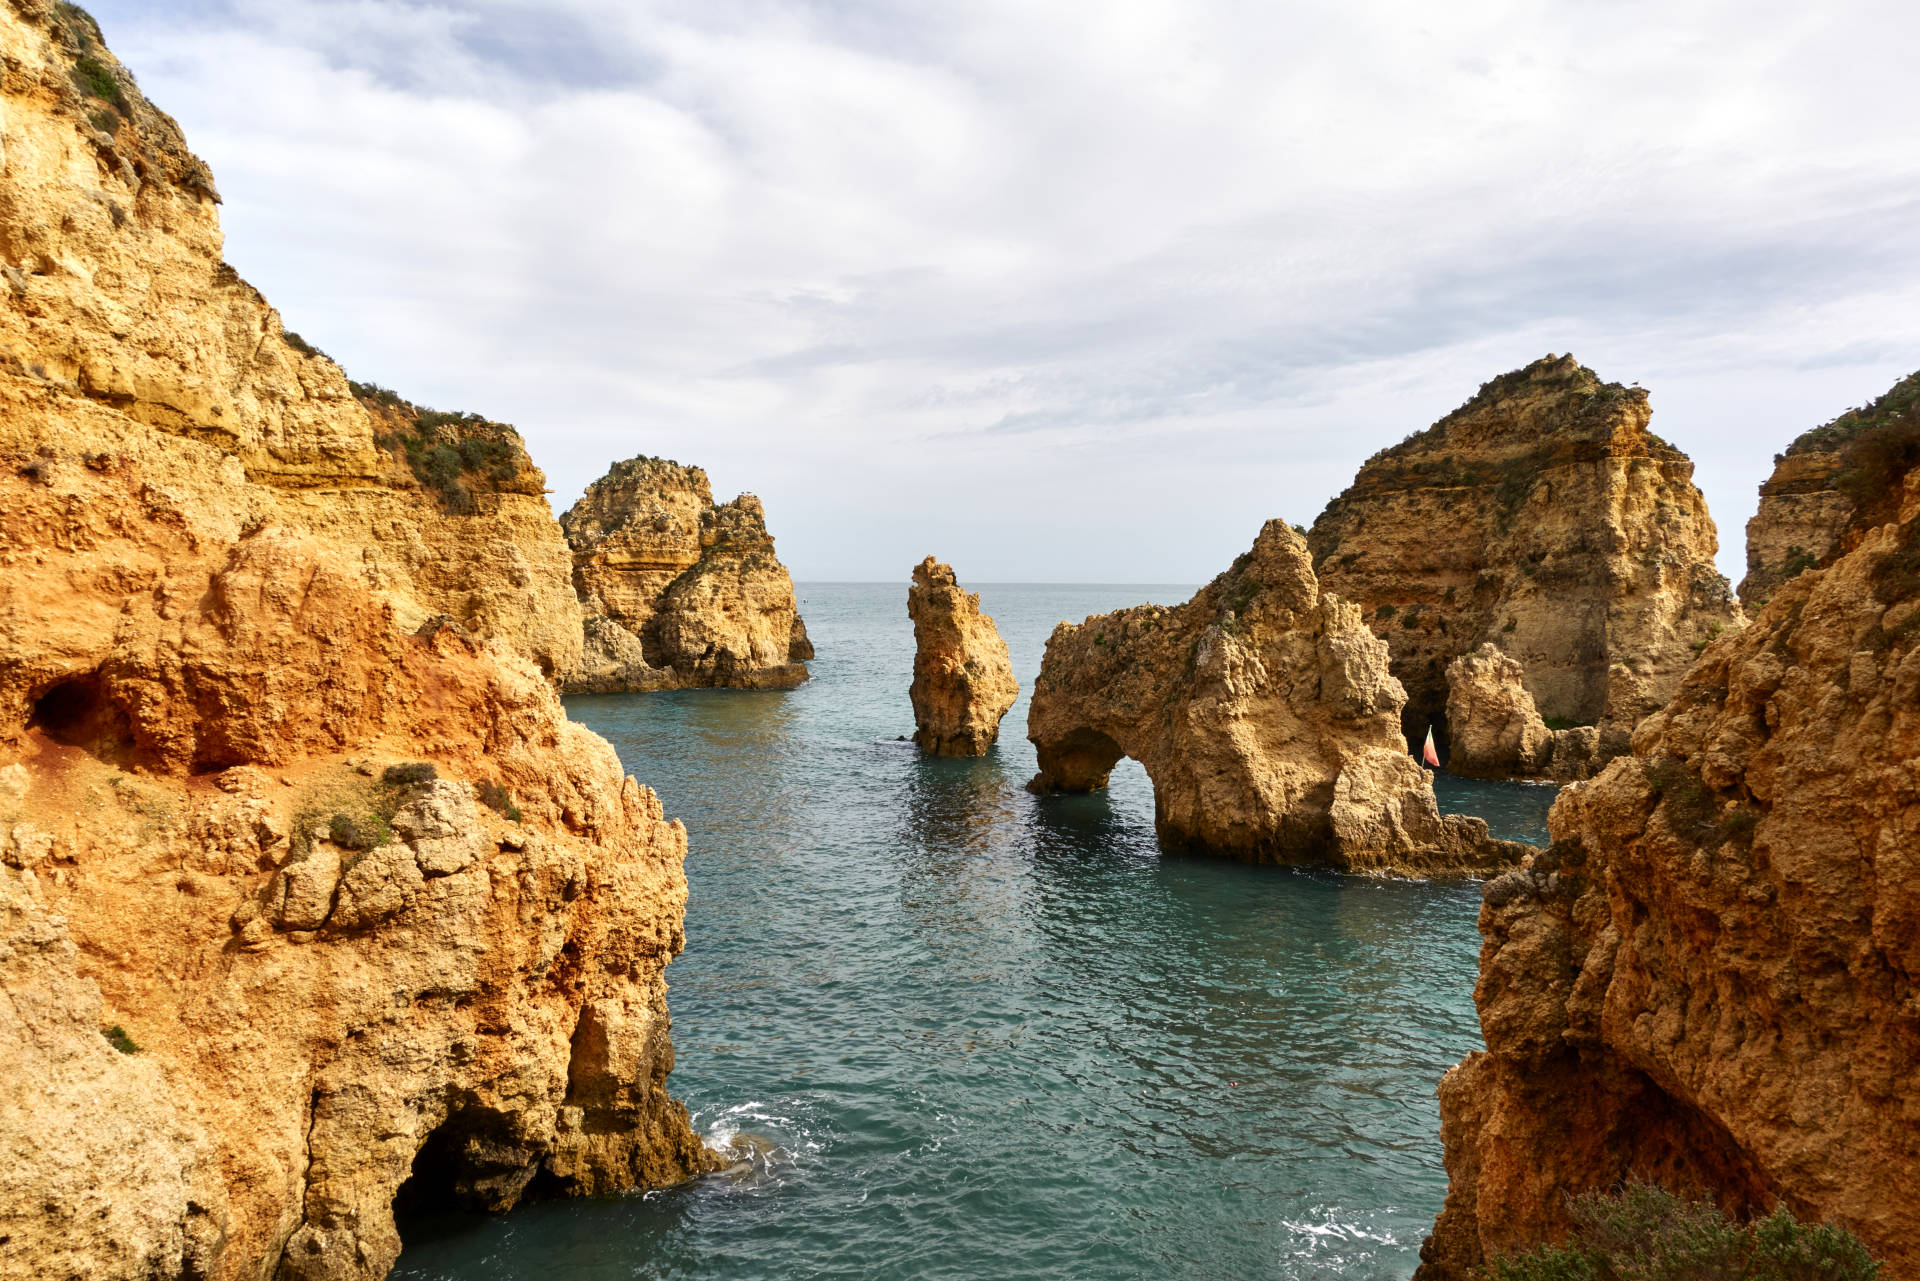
left=1422, top=726, right=1441, bottom=768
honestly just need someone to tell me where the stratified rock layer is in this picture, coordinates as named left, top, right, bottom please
left=0, top=7, right=712, bottom=1280
left=561, top=458, right=811, bottom=692
left=1027, top=521, right=1531, bottom=876
left=907, top=557, right=1017, bottom=755
left=1309, top=356, right=1741, bottom=774
left=1416, top=471, right=1920, bottom=1277
left=1739, top=367, right=1920, bottom=609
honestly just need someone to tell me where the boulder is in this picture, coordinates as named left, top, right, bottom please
left=907, top=558, right=1018, bottom=755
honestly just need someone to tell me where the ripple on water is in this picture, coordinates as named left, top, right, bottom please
left=391, top=584, right=1554, bottom=1281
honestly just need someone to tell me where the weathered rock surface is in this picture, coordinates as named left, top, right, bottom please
left=1740, top=367, right=1920, bottom=609
left=1309, top=356, right=1741, bottom=776
left=1443, top=644, right=1554, bottom=777
left=561, top=458, right=811, bottom=692
left=907, top=557, right=1017, bottom=755
left=1026, top=521, right=1532, bottom=875
left=1417, top=469, right=1920, bottom=1276
left=0, top=8, right=712, bottom=1280
left=0, top=4, right=581, bottom=678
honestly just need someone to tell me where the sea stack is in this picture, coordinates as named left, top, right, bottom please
left=561, top=457, right=813, bottom=692
left=1026, top=521, right=1531, bottom=876
left=1417, top=436, right=1920, bottom=1275
left=0, top=8, right=713, bottom=1279
left=907, top=558, right=1018, bottom=755
left=1739, top=367, right=1919, bottom=609
left=1308, top=355, right=1741, bottom=777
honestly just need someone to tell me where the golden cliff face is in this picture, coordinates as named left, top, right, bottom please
left=0, top=6, right=710, bottom=1279
left=1309, top=356, right=1742, bottom=775
left=1740, top=368, right=1920, bottom=610
left=1026, top=521, right=1531, bottom=875
left=0, top=1, right=581, bottom=677
left=907, top=557, right=1017, bottom=756
left=1416, top=469, right=1920, bottom=1277
left=562, top=457, right=812, bottom=692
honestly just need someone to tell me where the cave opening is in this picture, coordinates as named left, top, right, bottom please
left=391, top=1122, right=479, bottom=1249
left=27, top=673, right=137, bottom=764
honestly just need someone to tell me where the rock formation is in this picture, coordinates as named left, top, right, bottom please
left=907, top=557, right=1018, bottom=755
left=0, top=7, right=712, bottom=1280
left=1417, top=467, right=1920, bottom=1276
left=1308, top=355, right=1741, bottom=776
left=561, top=457, right=812, bottom=692
left=1026, top=521, right=1532, bottom=876
left=1444, top=643, right=1598, bottom=779
left=1739, top=367, right=1920, bottom=609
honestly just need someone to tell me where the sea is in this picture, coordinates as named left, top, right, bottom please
left=391, top=583, right=1556, bottom=1281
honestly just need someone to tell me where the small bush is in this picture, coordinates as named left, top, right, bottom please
left=282, top=330, right=330, bottom=361
left=330, top=812, right=385, bottom=850
left=101, top=1024, right=139, bottom=1055
left=1503, top=618, right=1517, bottom=633
left=1543, top=717, right=1592, bottom=732
left=477, top=780, right=521, bottom=823
left=1401, top=610, right=1420, bottom=629
left=70, top=54, right=125, bottom=111
left=1376, top=604, right=1398, bottom=620
left=1489, top=1182, right=1879, bottom=1281
left=381, top=762, right=438, bottom=788
left=88, top=106, right=119, bottom=135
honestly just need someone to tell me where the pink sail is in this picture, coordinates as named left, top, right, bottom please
left=1423, top=726, right=1440, bottom=767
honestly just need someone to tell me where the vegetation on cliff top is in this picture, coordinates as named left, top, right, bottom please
left=1490, top=1183, right=1879, bottom=1281
left=352, top=382, right=525, bottom=514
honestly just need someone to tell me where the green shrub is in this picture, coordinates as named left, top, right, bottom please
left=1503, top=618, right=1517, bottom=633
left=381, top=762, right=438, bottom=787
left=477, top=780, right=521, bottom=823
left=1543, top=717, right=1592, bottom=732
left=88, top=106, right=119, bottom=135
left=1489, top=1182, right=1879, bottom=1281
left=70, top=54, right=125, bottom=111
left=101, top=1024, right=139, bottom=1055
left=329, top=812, right=385, bottom=850
left=1376, top=604, right=1397, bottom=620
left=282, top=330, right=330, bottom=361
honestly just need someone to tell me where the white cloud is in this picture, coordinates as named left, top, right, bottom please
left=93, top=0, right=1920, bottom=581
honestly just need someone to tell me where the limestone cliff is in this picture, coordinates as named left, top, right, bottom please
left=1444, top=643, right=1599, bottom=780
left=1027, top=521, right=1532, bottom=875
left=1739, top=367, right=1920, bottom=609
left=1416, top=470, right=1920, bottom=1276
left=907, top=557, right=1017, bottom=755
left=561, top=457, right=812, bottom=692
left=1308, top=355, right=1741, bottom=775
left=0, top=6, right=712, bottom=1280
left=0, top=3, right=581, bottom=678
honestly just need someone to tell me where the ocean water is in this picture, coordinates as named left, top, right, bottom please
left=392, top=583, right=1555, bottom=1281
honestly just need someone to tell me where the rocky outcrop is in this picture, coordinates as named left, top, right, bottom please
left=907, top=557, right=1017, bottom=755
left=1309, top=356, right=1741, bottom=776
left=1026, top=521, right=1532, bottom=876
left=1444, top=643, right=1599, bottom=779
left=0, top=5, right=581, bottom=678
left=1417, top=469, right=1920, bottom=1276
left=561, top=458, right=811, bottom=692
left=1739, top=367, right=1920, bottom=609
left=0, top=7, right=712, bottom=1280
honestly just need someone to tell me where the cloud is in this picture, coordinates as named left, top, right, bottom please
left=89, top=0, right=1920, bottom=581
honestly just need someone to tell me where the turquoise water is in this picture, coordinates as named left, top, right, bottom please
left=392, top=584, right=1552, bottom=1281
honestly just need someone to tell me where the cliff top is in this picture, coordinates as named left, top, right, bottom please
left=1780, top=368, right=1920, bottom=461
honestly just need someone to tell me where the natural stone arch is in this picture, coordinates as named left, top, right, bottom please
left=1027, top=521, right=1529, bottom=875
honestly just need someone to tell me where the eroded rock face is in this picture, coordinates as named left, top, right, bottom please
left=1444, top=644, right=1553, bottom=777
left=1026, top=521, right=1531, bottom=875
left=561, top=458, right=811, bottom=692
left=907, top=557, right=1017, bottom=755
left=1416, top=471, right=1920, bottom=1277
left=1309, top=356, right=1741, bottom=775
left=1739, top=368, right=1919, bottom=609
left=0, top=5, right=581, bottom=678
left=0, top=8, right=712, bottom=1280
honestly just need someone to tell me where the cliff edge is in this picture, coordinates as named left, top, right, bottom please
left=0, top=6, right=712, bottom=1279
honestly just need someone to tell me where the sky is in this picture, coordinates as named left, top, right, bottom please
left=91, top=0, right=1920, bottom=583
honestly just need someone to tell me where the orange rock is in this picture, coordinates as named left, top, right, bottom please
left=907, top=558, right=1017, bottom=755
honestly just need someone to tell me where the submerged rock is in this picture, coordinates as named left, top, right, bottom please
left=562, top=460, right=812, bottom=692
left=0, top=9, right=714, bottom=1280
left=1309, top=355, right=1742, bottom=777
left=1417, top=465, right=1920, bottom=1276
left=1026, top=521, right=1530, bottom=876
left=1739, top=367, right=1920, bottom=609
left=907, top=558, right=1018, bottom=755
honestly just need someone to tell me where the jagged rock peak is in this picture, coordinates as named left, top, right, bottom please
left=1740, top=366, right=1920, bottom=608
left=561, top=454, right=811, bottom=692
left=1309, top=354, right=1740, bottom=777
left=1026, top=521, right=1531, bottom=876
left=907, top=557, right=1018, bottom=756
left=1416, top=467, right=1920, bottom=1276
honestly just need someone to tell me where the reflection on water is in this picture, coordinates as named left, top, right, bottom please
left=393, top=584, right=1554, bottom=1281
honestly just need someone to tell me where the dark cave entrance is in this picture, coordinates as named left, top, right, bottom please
left=27, top=672, right=139, bottom=765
